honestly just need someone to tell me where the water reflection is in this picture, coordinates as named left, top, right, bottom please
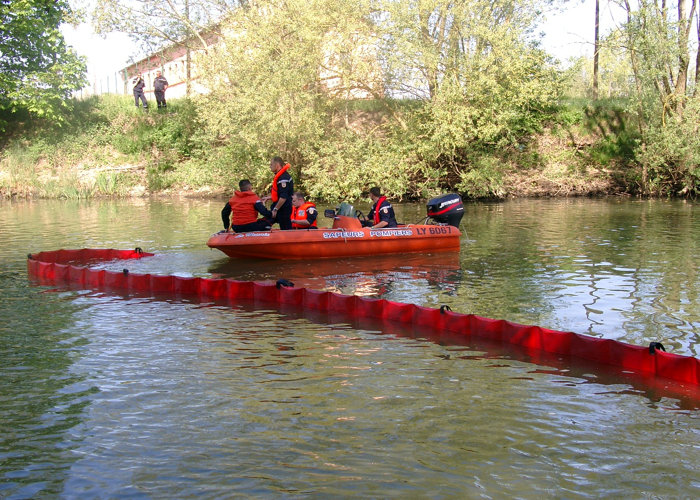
left=2, top=198, right=699, bottom=498
left=208, top=251, right=463, bottom=298
left=0, top=272, right=94, bottom=497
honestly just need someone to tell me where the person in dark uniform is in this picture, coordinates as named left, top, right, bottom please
left=154, top=70, right=169, bottom=108
left=290, top=191, right=318, bottom=229
left=221, top=179, right=273, bottom=232
left=132, top=74, right=148, bottom=109
left=262, top=156, right=294, bottom=230
left=365, top=186, right=398, bottom=228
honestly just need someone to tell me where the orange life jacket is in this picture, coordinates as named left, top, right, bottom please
left=373, top=196, right=387, bottom=224
left=229, top=190, right=261, bottom=226
left=271, top=163, right=290, bottom=202
left=292, top=201, right=317, bottom=229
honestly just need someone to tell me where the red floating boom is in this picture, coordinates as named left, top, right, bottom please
left=27, top=248, right=699, bottom=387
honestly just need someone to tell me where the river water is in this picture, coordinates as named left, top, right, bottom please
left=1, top=197, right=698, bottom=498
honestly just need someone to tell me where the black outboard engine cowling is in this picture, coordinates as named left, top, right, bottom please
left=427, top=193, right=464, bottom=228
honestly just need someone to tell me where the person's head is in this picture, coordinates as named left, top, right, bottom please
left=238, top=179, right=252, bottom=191
left=369, top=186, right=381, bottom=201
left=270, top=156, right=284, bottom=173
left=292, top=191, right=306, bottom=207
left=157, top=70, right=162, bottom=77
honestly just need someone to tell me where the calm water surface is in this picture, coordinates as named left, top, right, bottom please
left=1, top=198, right=698, bottom=498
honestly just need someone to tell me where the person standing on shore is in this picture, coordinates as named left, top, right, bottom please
left=132, top=75, right=148, bottom=109
left=154, top=71, right=169, bottom=109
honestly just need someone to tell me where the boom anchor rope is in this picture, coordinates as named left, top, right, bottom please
left=276, top=279, right=295, bottom=289
left=649, top=342, right=666, bottom=354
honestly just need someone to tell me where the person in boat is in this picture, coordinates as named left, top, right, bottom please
left=290, top=191, right=318, bottom=229
left=221, top=179, right=273, bottom=233
left=261, top=156, right=294, bottom=230
left=365, top=186, right=398, bottom=229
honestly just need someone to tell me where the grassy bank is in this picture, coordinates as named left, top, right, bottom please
left=0, top=94, right=633, bottom=201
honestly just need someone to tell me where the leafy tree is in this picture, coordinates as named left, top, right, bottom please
left=375, top=0, right=562, bottom=196
left=610, top=0, right=699, bottom=196
left=193, top=0, right=562, bottom=200
left=0, top=0, right=87, bottom=128
left=196, top=0, right=379, bottom=194
left=93, top=0, right=240, bottom=50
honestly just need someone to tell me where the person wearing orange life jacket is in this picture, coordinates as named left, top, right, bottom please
left=290, top=192, right=318, bottom=229
left=365, top=186, right=398, bottom=229
left=221, top=179, right=273, bottom=233
left=261, top=156, right=294, bottom=230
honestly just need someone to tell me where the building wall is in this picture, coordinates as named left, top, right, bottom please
left=78, top=26, right=383, bottom=101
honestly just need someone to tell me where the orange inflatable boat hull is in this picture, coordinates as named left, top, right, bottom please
left=207, top=216, right=461, bottom=260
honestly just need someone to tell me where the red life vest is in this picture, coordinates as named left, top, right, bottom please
left=292, top=201, right=317, bottom=229
left=271, top=163, right=290, bottom=202
left=229, top=190, right=261, bottom=226
left=373, top=196, right=387, bottom=224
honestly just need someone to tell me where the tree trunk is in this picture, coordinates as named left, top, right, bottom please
left=593, top=0, right=600, bottom=99
left=674, top=0, right=691, bottom=113
left=694, top=0, right=699, bottom=94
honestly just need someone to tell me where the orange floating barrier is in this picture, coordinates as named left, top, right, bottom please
left=27, top=248, right=699, bottom=389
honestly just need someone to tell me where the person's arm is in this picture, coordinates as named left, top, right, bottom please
left=303, top=207, right=317, bottom=227
left=221, top=202, right=232, bottom=230
left=371, top=220, right=388, bottom=229
left=366, top=205, right=376, bottom=227
left=291, top=215, right=310, bottom=227
left=271, top=197, right=286, bottom=218
left=255, top=200, right=273, bottom=219
left=272, top=175, right=293, bottom=217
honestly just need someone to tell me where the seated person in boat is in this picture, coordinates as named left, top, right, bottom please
left=290, top=191, right=318, bottom=229
left=221, top=179, right=273, bottom=233
left=365, top=186, right=398, bottom=229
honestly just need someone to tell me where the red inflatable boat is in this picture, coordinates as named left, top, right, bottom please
left=207, top=195, right=465, bottom=260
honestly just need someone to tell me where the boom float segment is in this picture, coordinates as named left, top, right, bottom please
left=27, top=248, right=699, bottom=387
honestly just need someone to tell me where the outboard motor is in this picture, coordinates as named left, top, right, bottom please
left=427, top=193, right=464, bottom=228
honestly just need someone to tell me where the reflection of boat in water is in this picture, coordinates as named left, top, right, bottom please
left=208, top=251, right=463, bottom=297
left=207, top=195, right=464, bottom=260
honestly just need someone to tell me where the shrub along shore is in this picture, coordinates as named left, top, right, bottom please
left=0, top=94, right=691, bottom=202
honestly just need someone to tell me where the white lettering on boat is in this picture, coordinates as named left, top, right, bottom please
left=370, top=229, right=413, bottom=237
left=322, top=231, right=364, bottom=239
left=234, top=232, right=271, bottom=238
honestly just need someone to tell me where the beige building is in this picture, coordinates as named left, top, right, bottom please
left=120, top=28, right=219, bottom=100
left=118, top=25, right=383, bottom=101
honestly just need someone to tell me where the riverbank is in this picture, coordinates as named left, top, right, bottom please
left=1, top=95, right=627, bottom=201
